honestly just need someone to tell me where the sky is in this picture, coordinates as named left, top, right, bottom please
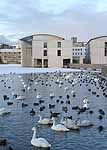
left=0, top=0, right=107, bottom=44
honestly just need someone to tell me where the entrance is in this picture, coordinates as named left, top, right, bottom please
left=63, top=59, right=71, bottom=68
left=34, top=59, right=42, bottom=68
left=43, top=59, right=48, bottom=68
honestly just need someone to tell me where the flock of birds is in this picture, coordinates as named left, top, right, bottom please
left=0, top=70, right=107, bottom=149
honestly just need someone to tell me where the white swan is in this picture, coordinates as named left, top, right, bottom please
left=60, top=117, right=75, bottom=125
left=76, top=119, right=93, bottom=127
left=38, top=115, right=53, bottom=125
left=16, top=95, right=25, bottom=100
left=60, top=117, right=79, bottom=130
left=83, top=102, right=89, bottom=109
left=51, top=118, right=70, bottom=131
left=83, top=97, right=89, bottom=104
left=31, top=127, right=51, bottom=148
left=0, top=108, right=10, bottom=116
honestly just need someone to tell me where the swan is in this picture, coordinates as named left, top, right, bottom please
left=38, top=115, right=53, bottom=125
left=83, top=97, right=89, bottom=104
left=60, top=117, right=79, bottom=130
left=51, top=118, right=70, bottom=131
left=31, top=127, right=51, bottom=148
left=76, top=118, right=93, bottom=127
left=16, top=95, right=25, bottom=100
left=83, top=102, right=89, bottom=109
left=60, top=117, right=75, bottom=125
left=0, top=108, right=10, bottom=116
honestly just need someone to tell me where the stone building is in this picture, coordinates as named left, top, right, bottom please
left=0, top=43, right=21, bottom=64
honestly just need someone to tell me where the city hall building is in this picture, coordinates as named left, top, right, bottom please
left=20, top=34, right=85, bottom=68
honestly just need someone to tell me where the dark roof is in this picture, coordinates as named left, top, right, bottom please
left=86, top=36, right=107, bottom=45
left=20, top=33, right=65, bottom=44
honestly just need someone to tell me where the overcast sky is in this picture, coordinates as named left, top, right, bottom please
left=0, top=0, right=107, bottom=43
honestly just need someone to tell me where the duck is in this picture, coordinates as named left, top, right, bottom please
left=38, top=115, right=53, bottom=125
left=0, top=138, right=7, bottom=146
left=30, top=109, right=35, bottom=116
left=50, top=93, right=55, bottom=99
left=51, top=117, right=70, bottom=131
left=50, top=111, right=60, bottom=118
left=31, top=127, right=51, bottom=148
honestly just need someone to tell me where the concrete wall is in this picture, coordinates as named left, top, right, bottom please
left=21, top=41, right=32, bottom=67
left=32, top=37, right=73, bottom=68
left=87, top=37, right=107, bottom=64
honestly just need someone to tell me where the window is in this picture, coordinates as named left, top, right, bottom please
left=43, top=50, right=47, bottom=56
left=73, top=49, right=74, bottom=51
left=44, top=42, right=47, bottom=48
left=57, top=42, right=61, bottom=48
left=105, top=42, right=107, bottom=56
left=73, top=52, right=74, bottom=55
left=81, top=53, right=82, bottom=55
left=75, top=52, right=77, bottom=55
left=57, top=50, right=61, bottom=56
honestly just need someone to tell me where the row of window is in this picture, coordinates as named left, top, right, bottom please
left=44, top=42, right=61, bottom=48
left=72, top=48, right=86, bottom=51
left=43, top=50, right=61, bottom=56
left=73, top=52, right=83, bottom=55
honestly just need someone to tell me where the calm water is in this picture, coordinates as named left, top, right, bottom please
left=0, top=71, right=107, bottom=150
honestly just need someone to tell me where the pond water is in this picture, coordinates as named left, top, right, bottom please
left=0, top=71, right=107, bottom=150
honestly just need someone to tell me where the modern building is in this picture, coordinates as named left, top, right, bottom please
left=0, top=43, right=21, bottom=64
left=71, top=37, right=86, bottom=64
left=86, top=36, right=107, bottom=64
left=20, top=34, right=85, bottom=68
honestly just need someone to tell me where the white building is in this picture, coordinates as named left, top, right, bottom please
left=86, top=36, right=107, bottom=64
left=20, top=34, right=85, bottom=68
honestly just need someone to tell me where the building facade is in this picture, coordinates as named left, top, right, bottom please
left=20, top=34, right=85, bottom=68
left=86, top=36, right=107, bottom=64
left=0, top=43, right=21, bottom=64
